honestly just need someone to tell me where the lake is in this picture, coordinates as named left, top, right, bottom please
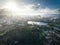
left=28, top=21, right=48, bottom=26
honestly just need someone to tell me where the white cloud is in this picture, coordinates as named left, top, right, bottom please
left=1, top=2, right=60, bottom=16
left=16, top=4, right=60, bottom=16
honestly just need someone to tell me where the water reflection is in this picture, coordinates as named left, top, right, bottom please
left=28, top=21, right=48, bottom=26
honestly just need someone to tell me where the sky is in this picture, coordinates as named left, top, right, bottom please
left=0, top=0, right=60, bottom=16
left=0, top=0, right=60, bottom=30
left=17, top=0, right=60, bottom=9
left=27, top=0, right=60, bottom=9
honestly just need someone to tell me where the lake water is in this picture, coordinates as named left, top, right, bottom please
left=28, top=21, right=48, bottom=26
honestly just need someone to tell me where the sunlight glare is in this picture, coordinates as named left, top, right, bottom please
left=3, top=1, right=19, bottom=12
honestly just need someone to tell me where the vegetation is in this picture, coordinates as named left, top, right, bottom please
left=0, top=15, right=60, bottom=45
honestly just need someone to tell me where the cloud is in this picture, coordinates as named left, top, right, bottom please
left=0, top=2, right=60, bottom=16
left=1, top=0, right=60, bottom=16
left=16, top=4, right=60, bottom=16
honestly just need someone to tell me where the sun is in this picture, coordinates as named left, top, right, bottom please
left=1, top=1, right=45, bottom=17
left=3, top=1, right=19, bottom=12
